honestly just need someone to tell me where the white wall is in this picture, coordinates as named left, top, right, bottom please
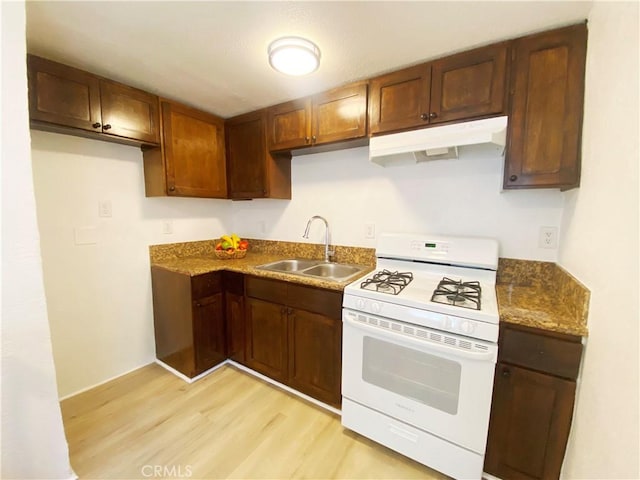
left=559, top=3, right=640, bottom=478
left=30, top=131, right=232, bottom=398
left=232, top=145, right=565, bottom=261
left=0, top=2, right=74, bottom=478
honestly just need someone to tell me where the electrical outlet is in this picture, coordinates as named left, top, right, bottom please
left=365, top=223, right=376, bottom=239
left=98, top=200, right=112, bottom=218
left=539, top=226, right=558, bottom=249
left=162, top=220, right=173, bottom=235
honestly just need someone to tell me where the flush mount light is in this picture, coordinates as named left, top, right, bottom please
left=268, top=36, right=321, bottom=76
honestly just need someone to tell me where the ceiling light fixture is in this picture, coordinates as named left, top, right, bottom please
left=268, top=36, right=321, bottom=76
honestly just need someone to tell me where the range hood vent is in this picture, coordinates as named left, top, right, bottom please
left=369, top=116, right=508, bottom=167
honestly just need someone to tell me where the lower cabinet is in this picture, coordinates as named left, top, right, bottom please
left=484, top=324, right=583, bottom=480
left=224, top=271, right=246, bottom=364
left=245, top=276, right=343, bottom=407
left=150, top=267, right=226, bottom=377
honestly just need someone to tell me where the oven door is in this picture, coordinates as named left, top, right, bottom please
left=342, top=309, right=497, bottom=454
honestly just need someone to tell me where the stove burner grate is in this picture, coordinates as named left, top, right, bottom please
left=431, top=277, right=481, bottom=310
left=360, top=270, right=413, bottom=295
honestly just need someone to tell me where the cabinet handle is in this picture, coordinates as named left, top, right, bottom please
left=312, top=135, right=316, bottom=143
left=168, top=186, right=175, bottom=192
left=502, top=367, right=511, bottom=378
left=92, top=122, right=101, bottom=129
left=195, top=302, right=202, bottom=308
left=509, top=175, right=518, bottom=182
left=103, top=124, right=112, bottom=130
left=305, top=136, right=310, bottom=144
left=287, top=307, right=293, bottom=315
left=429, top=112, right=438, bottom=119
left=420, top=113, right=429, bottom=121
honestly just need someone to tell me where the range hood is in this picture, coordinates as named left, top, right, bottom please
left=369, top=116, right=508, bottom=166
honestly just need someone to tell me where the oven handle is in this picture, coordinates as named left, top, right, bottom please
left=344, top=315, right=497, bottom=362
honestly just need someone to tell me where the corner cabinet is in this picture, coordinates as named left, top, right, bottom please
left=267, top=81, right=368, bottom=152
left=245, top=276, right=343, bottom=407
left=369, top=43, right=508, bottom=134
left=225, top=110, right=292, bottom=199
left=484, top=324, right=583, bottom=480
left=504, top=23, right=587, bottom=190
left=150, top=267, right=226, bottom=378
left=28, top=54, right=160, bottom=146
left=143, top=99, right=227, bottom=198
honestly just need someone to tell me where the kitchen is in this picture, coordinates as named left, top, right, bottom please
left=1, top=1, right=638, bottom=480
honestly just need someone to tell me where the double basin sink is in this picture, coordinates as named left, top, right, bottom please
left=255, top=258, right=368, bottom=283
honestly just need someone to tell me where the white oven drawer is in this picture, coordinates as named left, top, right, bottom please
left=342, top=398, right=485, bottom=480
left=342, top=308, right=497, bottom=454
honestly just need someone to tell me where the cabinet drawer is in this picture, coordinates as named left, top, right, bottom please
left=500, top=327, right=582, bottom=380
left=287, top=283, right=342, bottom=319
left=245, top=276, right=287, bottom=304
left=191, top=272, right=222, bottom=299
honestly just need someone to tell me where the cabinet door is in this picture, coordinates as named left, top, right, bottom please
left=226, top=110, right=269, bottom=199
left=225, top=291, right=245, bottom=364
left=267, top=99, right=312, bottom=151
left=368, top=63, right=431, bottom=134
left=311, top=82, right=368, bottom=145
left=430, top=43, right=508, bottom=124
left=193, top=293, right=226, bottom=375
left=162, top=100, right=227, bottom=198
left=505, top=24, right=587, bottom=189
left=288, top=308, right=342, bottom=407
left=27, top=54, right=102, bottom=132
left=485, top=363, right=576, bottom=480
left=245, top=298, right=288, bottom=382
left=99, top=80, right=160, bottom=144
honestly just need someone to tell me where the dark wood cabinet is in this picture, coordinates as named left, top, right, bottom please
left=369, top=43, right=507, bottom=135
left=245, top=297, right=289, bottom=383
left=143, top=99, right=227, bottom=198
left=150, top=267, right=226, bottom=378
left=27, top=54, right=159, bottom=146
left=431, top=42, right=508, bottom=124
left=225, top=110, right=291, bottom=199
left=224, top=271, right=246, bottom=364
left=311, top=82, right=368, bottom=145
left=245, top=276, right=343, bottom=407
left=369, top=64, right=432, bottom=134
left=267, top=99, right=312, bottom=151
left=505, top=23, right=587, bottom=190
left=485, top=324, right=583, bottom=480
left=267, top=82, right=368, bottom=152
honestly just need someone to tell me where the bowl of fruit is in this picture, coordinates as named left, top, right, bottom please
left=215, top=234, right=249, bottom=259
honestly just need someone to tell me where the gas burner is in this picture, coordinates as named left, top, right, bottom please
left=431, top=277, right=481, bottom=310
left=360, top=270, right=413, bottom=295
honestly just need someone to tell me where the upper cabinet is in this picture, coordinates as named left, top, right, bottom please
left=504, top=24, right=587, bottom=190
left=267, top=81, right=368, bottom=151
left=369, top=43, right=508, bottom=135
left=225, top=109, right=291, bottom=199
left=143, top=99, right=227, bottom=198
left=27, top=55, right=160, bottom=146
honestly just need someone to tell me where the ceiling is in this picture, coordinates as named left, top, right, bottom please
left=25, top=1, right=593, bottom=119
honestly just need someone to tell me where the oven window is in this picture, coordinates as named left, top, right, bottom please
left=362, top=336, right=461, bottom=414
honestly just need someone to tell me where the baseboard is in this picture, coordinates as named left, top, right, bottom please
left=227, top=360, right=342, bottom=416
left=482, top=471, right=501, bottom=480
left=58, top=362, right=152, bottom=401
left=154, top=359, right=228, bottom=383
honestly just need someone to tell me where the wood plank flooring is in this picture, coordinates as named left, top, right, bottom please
left=61, top=363, right=450, bottom=479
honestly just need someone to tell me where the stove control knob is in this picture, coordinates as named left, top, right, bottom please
left=460, top=321, right=474, bottom=335
left=371, top=302, right=381, bottom=314
left=357, top=299, right=366, bottom=310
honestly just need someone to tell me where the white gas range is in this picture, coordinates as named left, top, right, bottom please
left=341, top=233, right=500, bottom=480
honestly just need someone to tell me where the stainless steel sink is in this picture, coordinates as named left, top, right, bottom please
left=257, top=259, right=320, bottom=272
left=300, top=263, right=364, bottom=280
left=255, top=258, right=367, bottom=282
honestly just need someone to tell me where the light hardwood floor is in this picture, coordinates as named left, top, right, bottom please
left=61, top=363, right=450, bottom=479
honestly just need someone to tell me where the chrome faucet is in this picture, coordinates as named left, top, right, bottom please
left=303, top=215, right=334, bottom=263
